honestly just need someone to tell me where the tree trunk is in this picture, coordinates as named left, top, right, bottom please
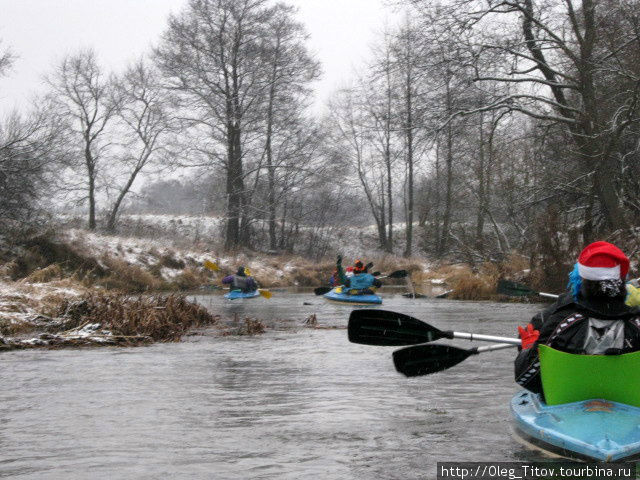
left=403, top=63, right=414, bottom=258
left=224, top=120, right=241, bottom=250
left=385, top=65, right=394, bottom=253
left=475, top=114, right=486, bottom=253
left=86, top=148, right=96, bottom=231
left=438, top=77, right=454, bottom=256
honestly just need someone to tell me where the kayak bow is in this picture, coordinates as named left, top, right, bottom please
left=511, top=390, right=640, bottom=461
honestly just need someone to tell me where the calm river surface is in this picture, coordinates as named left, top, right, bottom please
left=1, top=291, right=550, bottom=479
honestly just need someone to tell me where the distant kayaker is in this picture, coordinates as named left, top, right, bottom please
left=345, top=259, right=381, bottom=294
left=222, top=266, right=258, bottom=293
left=515, top=241, right=640, bottom=395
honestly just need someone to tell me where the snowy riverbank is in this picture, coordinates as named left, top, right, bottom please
left=0, top=223, right=432, bottom=350
left=0, top=214, right=544, bottom=351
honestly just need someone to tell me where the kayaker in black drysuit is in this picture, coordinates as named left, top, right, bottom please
left=515, top=241, right=640, bottom=395
left=222, top=267, right=258, bottom=293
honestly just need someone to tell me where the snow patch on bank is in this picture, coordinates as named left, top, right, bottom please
left=0, top=280, right=85, bottom=325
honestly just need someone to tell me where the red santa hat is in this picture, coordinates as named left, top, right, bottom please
left=577, top=241, right=629, bottom=281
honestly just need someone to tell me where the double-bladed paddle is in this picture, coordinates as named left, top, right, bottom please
left=348, top=309, right=520, bottom=346
left=348, top=309, right=521, bottom=377
left=392, top=343, right=517, bottom=377
left=314, top=270, right=409, bottom=296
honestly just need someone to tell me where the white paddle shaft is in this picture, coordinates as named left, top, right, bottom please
left=539, top=292, right=559, bottom=299
left=452, top=331, right=521, bottom=345
left=476, top=343, right=518, bottom=353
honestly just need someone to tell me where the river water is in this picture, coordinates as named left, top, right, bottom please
left=1, top=291, right=549, bottom=479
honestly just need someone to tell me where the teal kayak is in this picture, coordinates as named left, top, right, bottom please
left=511, top=390, right=640, bottom=461
left=224, top=289, right=260, bottom=300
left=323, top=287, right=382, bottom=305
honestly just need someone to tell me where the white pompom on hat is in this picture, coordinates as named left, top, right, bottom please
left=577, top=241, right=629, bottom=281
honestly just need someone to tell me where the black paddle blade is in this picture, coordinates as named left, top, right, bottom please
left=314, top=287, right=332, bottom=296
left=393, top=344, right=476, bottom=377
left=348, top=309, right=449, bottom=346
left=387, top=269, right=409, bottom=279
left=497, top=279, right=535, bottom=297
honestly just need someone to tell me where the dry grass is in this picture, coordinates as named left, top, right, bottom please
left=98, top=257, right=164, bottom=292
left=24, top=264, right=64, bottom=283
left=0, top=318, right=37, bottom=336
left=57, top=294, right=219, bottom=342
left=170, top=267, right=209, bottom=291
left=418, top=257, right=530, bottom=301
left=159, top=251, right=186, bottom=269
left=450, top=275, right=495, bottom=300
left=7, top=235, right=106, bottom=281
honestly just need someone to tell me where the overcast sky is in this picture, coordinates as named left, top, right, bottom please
left=0, top=0, right=398, bottom=113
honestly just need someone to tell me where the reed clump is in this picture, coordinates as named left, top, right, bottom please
left=57, top=294, right=219, bottom=342
left=448, top=263, right=500, bottom=300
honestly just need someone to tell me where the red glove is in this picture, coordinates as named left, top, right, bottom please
left=518, top=323, right=540, bottom=349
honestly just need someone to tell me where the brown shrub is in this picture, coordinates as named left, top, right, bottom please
left=440, top=263, right=500, bottom=300
left=450, top=274, right=495, bottom=300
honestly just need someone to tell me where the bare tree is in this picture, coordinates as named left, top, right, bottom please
left=46, top=49, right=118, bottom=230
left=0, top=101, right=65, bottom=237
left=155, top=0, right=273, bottom=250
left=405, top=0, right=640, bottom=233
left=368, top=32, right=402, bottom=253
left=260, top=3, right=321, bottom=250
left=106, top=59, right=173, bottom=231
left=328, top=88, right=391, bottom=249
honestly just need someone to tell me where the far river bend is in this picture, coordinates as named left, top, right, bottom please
left=1, top=291, right=550, bottom=479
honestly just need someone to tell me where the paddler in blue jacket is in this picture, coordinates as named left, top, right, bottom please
left=515, top=241, right=640, bottom=395
left=344, top=259, right=381, bottom=294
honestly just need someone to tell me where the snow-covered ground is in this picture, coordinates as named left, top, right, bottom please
left=0, top=279, right=85, bottom=326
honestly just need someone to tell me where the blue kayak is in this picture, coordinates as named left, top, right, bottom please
left=224, top=289, right=260, bottom=300
left=323, top=287, right=382, bottom=305
left=511, top=390, right=640, bottom=461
